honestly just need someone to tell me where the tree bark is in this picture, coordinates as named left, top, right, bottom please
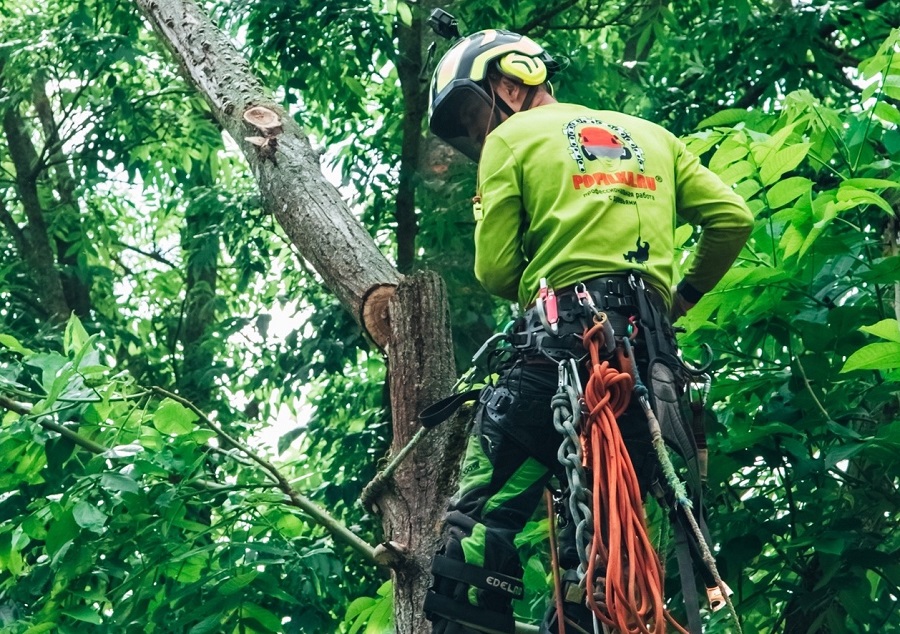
left=134, top=0, right=402, bottom=345
left=394, top=12, right=429, bottom=274
left=179, top=170, right=219, bottom=408
left=134, top=2, right=466, bottom=632
left=31, top=75, right=93, bottom=317
left=383, top=272, right=468, bottom=633
left=2, top=105, right=71, bottom=322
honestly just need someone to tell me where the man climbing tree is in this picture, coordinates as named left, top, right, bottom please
left=422, top=17, right=754, bottom=634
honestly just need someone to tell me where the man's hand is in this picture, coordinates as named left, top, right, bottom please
left=670, top=291, right=696, bottom=321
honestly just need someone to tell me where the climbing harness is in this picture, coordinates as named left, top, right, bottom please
left=541, top=274, right=741, bottom=634
left=409, top=272, right=742, bottom=634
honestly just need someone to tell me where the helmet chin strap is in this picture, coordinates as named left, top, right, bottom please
left=520, top=85, right=539, bottom=111
left=491, top=84, right=539, bottom=122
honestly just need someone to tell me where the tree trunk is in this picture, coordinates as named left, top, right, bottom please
left=394, top=11, right=428, bottom=274
left=1, top=105, right=71, bottom=322
left=31, top=75, right=93, bottom=318
left=383, top=272, right=468, bottom=633
left=133, top=0, right=401, bottom=329
left=134, top=1, right=465, bottom=632
left=179, top=170, right=219, bottom=408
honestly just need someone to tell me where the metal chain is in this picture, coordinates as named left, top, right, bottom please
left=551, top=360, right=593, bottom=580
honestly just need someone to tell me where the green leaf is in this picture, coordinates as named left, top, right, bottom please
left=674, top=223, right=694, bottom=248
left=364, top=589, right=393, bottom=634
left=841, top=342, right=900, bottom=373
left=23, top=624, right=58, bottom=634
left=46, top=510, right=78, bottom=556
left=189, top=614, right=228, bottom=634
left=152, top=398, right=199, bottom=435
left=72, top=501, right=107, bottom=533
left=396, top=1, right=412, bottom=26
left=779, top=223, right=805, bottom=260
left=734, top=178, right=762, bottom=201
left=759, top=143, right=810, bottom=185
left=274, top=513, right=304, bottom=538
left=241, top=602, right=283, bottom=632
left=345, top=598, right=376, bottom=634
left=22, top=513, right=48, bottom=540
left=874, top=102, right=900, bottom=125
left=717, top=160, right=754, bottom=186
left=220, top=571, right=259, bottom=595
left=836, top=186, right=895, bottom=215
left=344, top=77, right=367, bottom=99
left=875, top=420, right=900, bottom=445
left=0, top=334, right=33, bottom=355
left=858, top=256, right=900, bottom=283
left=61, top=605, right=103, bottom=624
left=696, top=109, right=750, bottom=129
left=63, top=313, right=90, bottom=356
left=0, top=534, right=23, bottom=576
left=766, top=176, right=811, bottom=209
left=860, top=319, right=900, bottom=343
left=709, top=142, right=749, bottom=172
left=100, top=472, right=140, bottom=494
left=798, top=201, right=841, bottom=259
left=375, top=579, right=392, bottom=597
left=841, top=177, right=900, bottom=190
left=188, top=429, right=217, bottom=444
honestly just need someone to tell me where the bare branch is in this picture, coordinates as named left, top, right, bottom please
left=0, top=199, right=26, bottom=250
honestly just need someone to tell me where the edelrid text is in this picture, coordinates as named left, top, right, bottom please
left=572, top=171, right=657, bottom=191
left=486, top=576, right=524, bottom=597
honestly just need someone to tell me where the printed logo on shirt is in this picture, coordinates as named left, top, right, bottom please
left=563, top=117, right=657, bottom=267
left=563, top=118, right=659, bottom=194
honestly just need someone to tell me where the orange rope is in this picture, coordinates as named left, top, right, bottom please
left=580, top=316, right=689, bottom=634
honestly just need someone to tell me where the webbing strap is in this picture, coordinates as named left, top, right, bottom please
left=431, top=555, right=524, bottom=599
left=418, top=389, right=481, bottom=429
left=672, top=514, right=703, bottom=634
left=423, top=592, right=515, bottom=634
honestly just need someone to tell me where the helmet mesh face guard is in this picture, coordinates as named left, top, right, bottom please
left=428, top=29, right=557, bottom=160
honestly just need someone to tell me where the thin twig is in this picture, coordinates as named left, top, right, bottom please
left=150, top=386, right=381, bottom=566
left=793, top=354, right=832, bottom=421
left=0, top=395, right=111, bottom=454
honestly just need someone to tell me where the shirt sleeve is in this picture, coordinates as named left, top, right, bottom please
left=473, top=135, right=527, bottom=301
left=674, top=138, right=754, bottom=297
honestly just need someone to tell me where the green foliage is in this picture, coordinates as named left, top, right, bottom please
left=0, top=1, right=389, bottom=630
left=342, top=580, right=393, bottom=634
left=0, top=315, right=384, bottom=633
left=676, top=28, right=900, bottom=633
left=2, top=0, right=900, bottom=632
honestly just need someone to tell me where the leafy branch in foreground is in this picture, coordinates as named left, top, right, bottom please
left=0, top=315, right=384, bottom=632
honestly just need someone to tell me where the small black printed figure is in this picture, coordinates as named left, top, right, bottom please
left=623, top=236, right=650, bottom=264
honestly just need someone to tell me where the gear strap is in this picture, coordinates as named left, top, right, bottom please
left=423, top=593, right=515, bottom=634
left=418, top=389, right=481, bottom=429
left=430, top=555, right=525, bottom=600
left=672, top=513, right=703, bottom=634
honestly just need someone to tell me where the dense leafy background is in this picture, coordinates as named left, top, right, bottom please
left=0, top=0, right=898, bottom=632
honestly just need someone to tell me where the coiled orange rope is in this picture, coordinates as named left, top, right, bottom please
left=581, top=316, right=688, bottom=634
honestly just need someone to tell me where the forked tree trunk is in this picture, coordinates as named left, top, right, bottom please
left=134, top=1, right=465, bottom=631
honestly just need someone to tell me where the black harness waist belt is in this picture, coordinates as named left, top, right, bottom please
left=557, top=274, right=667, bottom=314
left=509, top=274, right=668, bottom=351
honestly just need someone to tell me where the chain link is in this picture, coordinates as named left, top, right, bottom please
left=551, top=361, right=593, bottom=580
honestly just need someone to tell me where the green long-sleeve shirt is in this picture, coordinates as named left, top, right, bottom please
left=474, top=103, right=753, bottom=307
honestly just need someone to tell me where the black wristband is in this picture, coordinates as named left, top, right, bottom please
left=676, top=280, right=704, bottom=304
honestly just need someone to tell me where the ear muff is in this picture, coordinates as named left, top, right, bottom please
left=497, top=52, right=547, bottom=86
